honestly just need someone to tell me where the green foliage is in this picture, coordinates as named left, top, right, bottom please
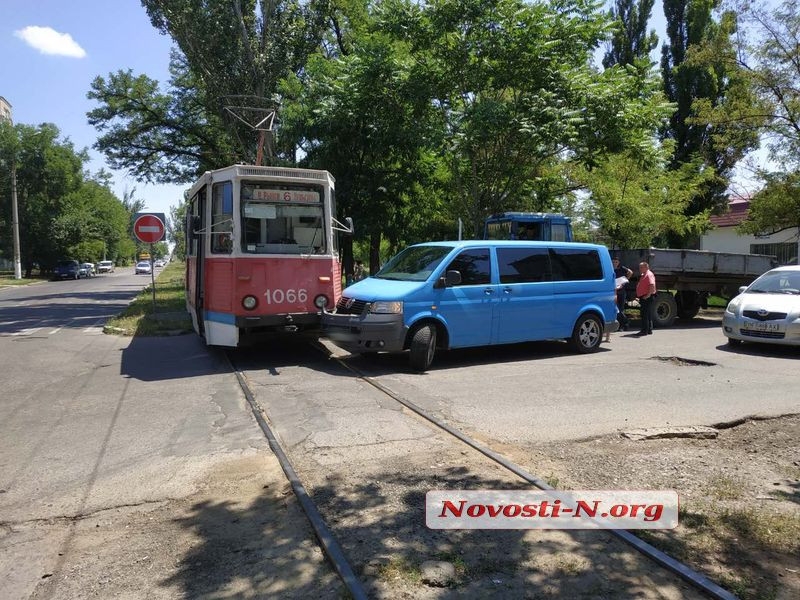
left=738, top=171, right=800, bottom=236
left=0, top=122, right=135, bottom=273
left=575, top=142, right=715, bottom=248
left=82, top=0, right=768, bottom=255
left=282, top=0, right=675, bottom=260
left=725, top=0, right=800, bottom=171
left=87, top=66, right=231, bottom=184
left=661, top=0, right=759, bottom=223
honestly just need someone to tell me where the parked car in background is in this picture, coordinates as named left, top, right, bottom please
left=79, top=263, right=95, bottom=277
left=723, top=265, right=800, bottom=347
left=97, top=260, right=115, bottom=273
left=153, top=259, right=165, bottom=268
left=135, top=261, right=153, bottom=275
left=54, top=259, right=81, bottom=280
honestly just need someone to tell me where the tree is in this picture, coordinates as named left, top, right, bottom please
left=87, top=64, right=234, bottom=184
left=661, top=0, right=759, bottom=223
left=374, top=0, right=673, bottom=237
left=88, top=0, right=333, bottom=183
left=575, top=142, right=716, bottom=248
left=0, top=122, right=132, bottom=274
left=695, top=1, right=800, bottom=235
left=280, top=27, right=444, bottom=272
left=738, top=171, right=800, bottom=237
left=603, top=0, right=659, bottom=68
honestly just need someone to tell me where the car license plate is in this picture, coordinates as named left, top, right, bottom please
left=742, top=321, right=780, bottom=332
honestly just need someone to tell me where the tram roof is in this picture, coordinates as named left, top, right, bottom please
left=188, top=164, right=335, bottom=198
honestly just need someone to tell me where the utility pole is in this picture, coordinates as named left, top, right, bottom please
left=11, top=160, right=22, bottom=279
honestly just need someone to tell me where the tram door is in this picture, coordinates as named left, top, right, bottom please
left=194, top=189, right=208, bottom=337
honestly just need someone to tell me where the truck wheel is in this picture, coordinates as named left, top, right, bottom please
left=676, top=291, right=701, bottom=320
left=409, top=324, right=437, bottom=372
left=652, top=293, right=678, bottom=328
left=569, top=313, right=602, bottom=353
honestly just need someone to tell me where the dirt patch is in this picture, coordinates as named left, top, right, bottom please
left=516, top=414, right=800, bottom=600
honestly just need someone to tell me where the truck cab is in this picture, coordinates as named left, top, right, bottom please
left=484, top=212, right=573, bottom=242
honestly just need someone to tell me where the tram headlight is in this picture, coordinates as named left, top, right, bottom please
left=314, top=294, right=329, bottom=309
left=368, top=301, right=403, bottom=314
left=242, top=295, right=258, bottom=310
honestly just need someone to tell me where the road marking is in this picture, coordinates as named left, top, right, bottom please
left=9, top=327, right=43, bottom=336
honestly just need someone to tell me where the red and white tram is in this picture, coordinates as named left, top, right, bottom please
left=185, top=165, right=350, bottom=346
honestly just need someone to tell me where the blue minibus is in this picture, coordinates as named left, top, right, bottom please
left=322, top=240, right=618, bottom=371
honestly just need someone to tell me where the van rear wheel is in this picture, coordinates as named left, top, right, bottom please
left=409, top=324, right=437, bottom=372
left=570, top=314, right=602, bottom=353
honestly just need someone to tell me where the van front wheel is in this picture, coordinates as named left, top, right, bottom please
left=570, top=314, right=602, bottom=353
left=409, top=324, right=437, bottom=372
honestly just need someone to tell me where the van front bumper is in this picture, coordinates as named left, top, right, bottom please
left=321, top=311, right=407, bottom=353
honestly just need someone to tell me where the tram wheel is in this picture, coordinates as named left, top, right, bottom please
left=409, top=324, right=437, bottom=372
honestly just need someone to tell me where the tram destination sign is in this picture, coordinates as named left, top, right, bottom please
left=133, top=213, right=167, bottom=244
left=253, top=189, right=319, bottom=202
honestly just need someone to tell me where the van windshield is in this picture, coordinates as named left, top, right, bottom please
left=375, top=246, right=453, bottom=281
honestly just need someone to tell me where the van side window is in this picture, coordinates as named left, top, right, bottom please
left=549, top=248, right=602, bottom=281
left=447, top=248, right=491, bottom=285
left=497, top=247, right=550, bottom=283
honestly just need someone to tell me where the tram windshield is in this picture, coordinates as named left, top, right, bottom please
left=240, top=182, right=326, bottom=254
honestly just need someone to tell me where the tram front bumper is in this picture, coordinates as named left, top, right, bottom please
left=236, top=312, right=321, bottom=332
left=321, top=311, right=407, bottom=354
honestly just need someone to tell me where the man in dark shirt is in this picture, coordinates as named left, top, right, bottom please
left=612, top=257, right=633, bottom=331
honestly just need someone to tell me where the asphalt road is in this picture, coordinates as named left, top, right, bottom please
left=321, top=312, right=800, bottom=443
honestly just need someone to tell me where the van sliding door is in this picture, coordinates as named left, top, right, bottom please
left=495, top=247, right=555, bottom=343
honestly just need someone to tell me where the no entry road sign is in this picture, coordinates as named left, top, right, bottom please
left=133, top=213, right=166, bottom=244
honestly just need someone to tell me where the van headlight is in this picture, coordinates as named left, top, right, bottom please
left=368, top=301, right=403, bottom=314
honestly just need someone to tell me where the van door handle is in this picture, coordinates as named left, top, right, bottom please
left=503, top=287, right=512, bottom=294
left=484, top=287, right=495, bottom=295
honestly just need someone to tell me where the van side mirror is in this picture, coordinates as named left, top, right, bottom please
left=435, top=270, right=462, bottom=288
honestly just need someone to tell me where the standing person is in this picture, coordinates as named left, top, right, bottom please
left=353, top=260, right=365, bottom=281
left=635, top=261, right=657, bottom=336
left=612, top=256, right=633, bottom=331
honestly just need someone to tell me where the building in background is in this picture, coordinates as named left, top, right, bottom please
left=700, top=199, right=799, bottom=265
left=0, top=96, right=12, bottom=123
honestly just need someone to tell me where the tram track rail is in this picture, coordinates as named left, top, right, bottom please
left=227, top=343, right=738, bottom=600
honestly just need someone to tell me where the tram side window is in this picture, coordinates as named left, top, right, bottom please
left=211, top=182, right=233, bottom=254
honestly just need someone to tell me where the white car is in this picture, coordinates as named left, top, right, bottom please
left=135, top=261, right=153, bottom=275
left=723, top=265, right=800, bottom=347
left=97, top=260, right=115, bottom=273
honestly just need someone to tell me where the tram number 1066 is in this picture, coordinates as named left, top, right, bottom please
left=264, top=288, right=308, bottom=304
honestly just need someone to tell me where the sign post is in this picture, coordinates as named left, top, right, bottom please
left=133, top=213, right=166, bottom=314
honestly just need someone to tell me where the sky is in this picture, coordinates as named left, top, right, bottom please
left=1, top=0, right=183, bottom=218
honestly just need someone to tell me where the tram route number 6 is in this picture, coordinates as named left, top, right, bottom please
left=264, top=288, right=308, bottom=304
